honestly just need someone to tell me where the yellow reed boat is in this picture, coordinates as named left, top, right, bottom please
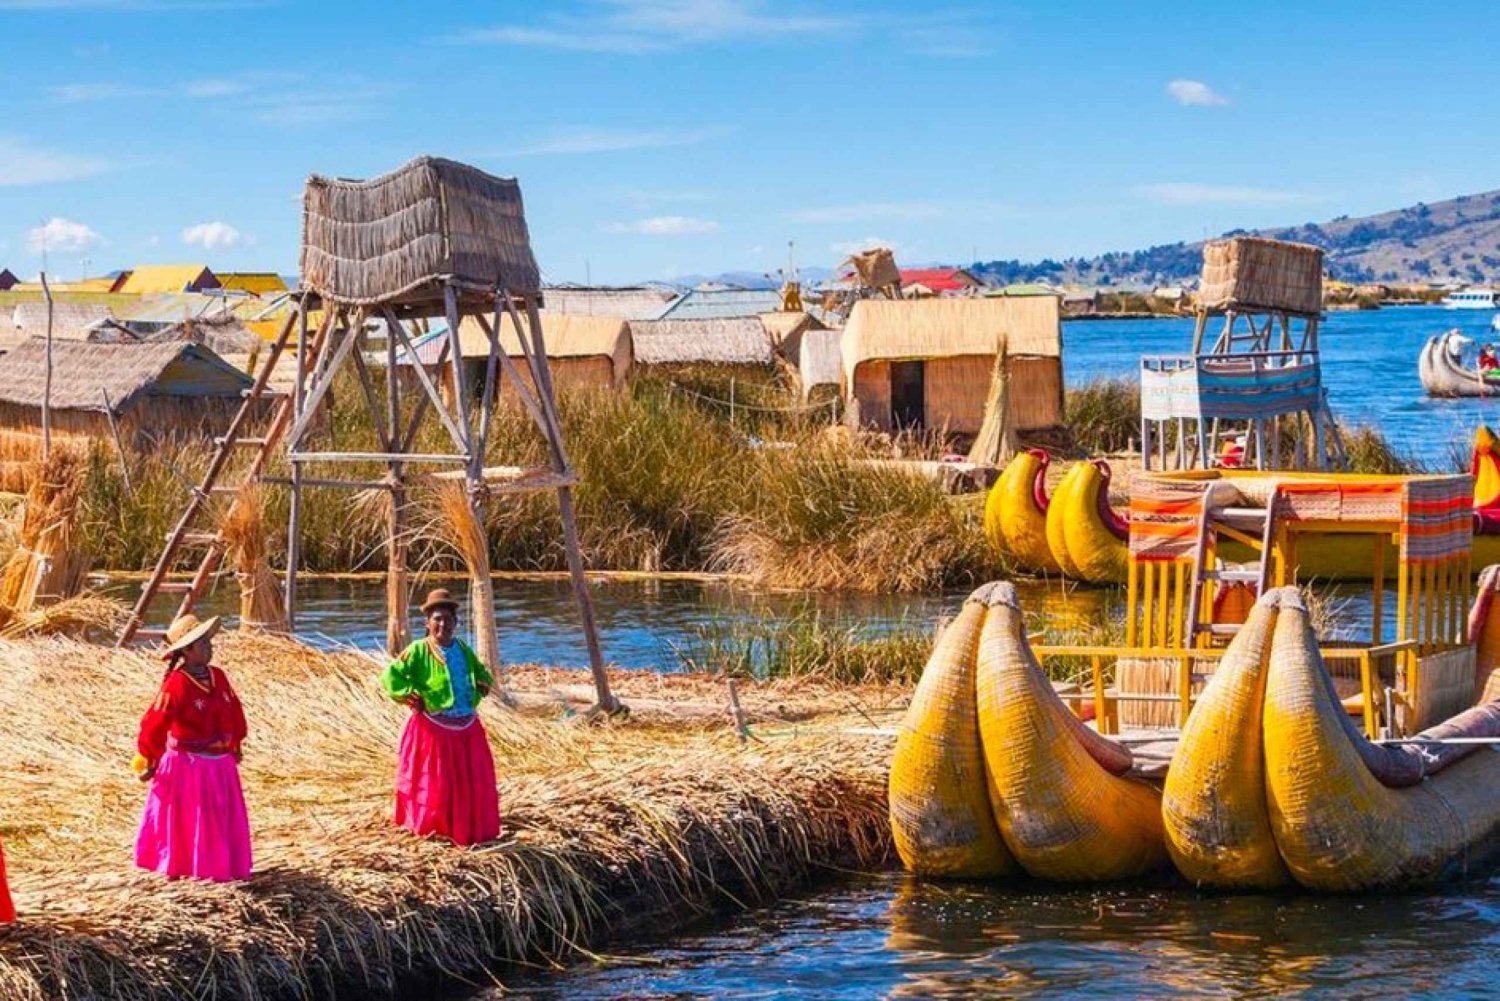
left=1164, top=585, right=1500, bottom=891
left=888, top=582, right=1165, bottom=882
left=985, top=451, right=1128, bottom=584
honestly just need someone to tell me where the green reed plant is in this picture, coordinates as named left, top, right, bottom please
left=1065, top=378, right=1140, bottom=455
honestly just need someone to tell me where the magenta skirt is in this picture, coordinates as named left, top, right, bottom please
left=135, top=746, right=252, bottom=882
left=394, top=712, right=500, bottom=847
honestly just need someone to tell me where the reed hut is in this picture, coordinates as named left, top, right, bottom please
left=797, top=327, right=843, bottom=402
left=403, top=313, right=633, bottom=395
left=630, top=317, right=776, bottom=368
left=656, top=288, right=782, bottom=320
left=4, top=302, right=119, bottom=351
left=216, top=272, right=289, bottom=295
left=0, top=339, right=254, bottom=446
left=839, top=297, right=1064, bottom=439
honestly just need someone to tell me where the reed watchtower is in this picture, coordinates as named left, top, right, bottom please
left=1140, top=237, right=1345, bottom=472
left=120, top=157, right=619, bottom=713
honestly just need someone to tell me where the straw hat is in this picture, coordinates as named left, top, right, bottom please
left=419, top=588, right=460, bottom=615
left=163, top=613, right=221, bottom=655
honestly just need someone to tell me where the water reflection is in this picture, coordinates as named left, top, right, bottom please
left=495, top=871, right=1500, bottom=999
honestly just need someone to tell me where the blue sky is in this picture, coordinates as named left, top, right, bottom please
left=2, top=0, right=1497, bottom=284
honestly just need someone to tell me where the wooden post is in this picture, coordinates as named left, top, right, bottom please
left=285, top=299, right=317, bottom=632
left=519, top=292, right=619, bottom=715
left=40, top=271, right=53, bottom=462
left=385, top=313, right=410, bottom=655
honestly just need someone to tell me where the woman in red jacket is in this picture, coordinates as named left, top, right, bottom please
left=134, top=614, right=252, bottom=882
left=0, top=839, right=14, bottom=922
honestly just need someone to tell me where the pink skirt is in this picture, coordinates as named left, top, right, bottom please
left=135, top=746, right=252, bottom=882
left=394, top=712, right=500, bottom=847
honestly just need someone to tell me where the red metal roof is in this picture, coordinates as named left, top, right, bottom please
left=898, top=268, right=977, bottom=292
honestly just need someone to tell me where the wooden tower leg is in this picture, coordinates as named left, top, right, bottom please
left=384, top=314, right=410, bottom=655
left=508, top=291, right=620, bottom=715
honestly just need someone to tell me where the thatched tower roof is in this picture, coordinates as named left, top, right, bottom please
left=300, top=156, right=541, bottom=308
left=0, top=339, right=252, bottom=412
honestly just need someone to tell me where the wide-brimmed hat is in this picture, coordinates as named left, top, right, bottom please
left=163, top=613, right=220, bottom=656
left=419, top=588, right=460, bottom=615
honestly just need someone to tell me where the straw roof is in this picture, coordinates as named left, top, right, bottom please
left=10, top=301, right=114, bottom=337
left=0, top=338, right=253, bottom=412
left=117, top=265, right=220, bottom=295
left=759, top=310, right=823, bottom=344
left=404, top=313, right=631, bottom=364
left=840, top=298, right=1061, bottom=380
left=542, top=286, right=677, bottom=320
left=142, top=314, right=264, bottom=355
left=300, top=156, right=541, bottom=307
left=630, top=317, right=775, bottom=365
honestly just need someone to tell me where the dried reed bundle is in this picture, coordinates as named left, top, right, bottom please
left=418, top=479, right=499, bottom=670
left=0, top=632, right=892, bottom=1000
left=219, top=483, right=287, bottom=633
left=0, top=449, right=90, bottom=614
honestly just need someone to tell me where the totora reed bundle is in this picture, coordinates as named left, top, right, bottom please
left=418, top=478, right=499, bottom=670
left=218, top=482, right=287, bottom=632
left=0, top=448, right=89, bottom=614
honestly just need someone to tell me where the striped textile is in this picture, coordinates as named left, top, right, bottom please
left=1129, top=478, right=1210, bottom=562
left=1401, top=477, right=1473, bottom=564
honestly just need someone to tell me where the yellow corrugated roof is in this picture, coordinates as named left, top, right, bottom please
left=218, top=272, right=288, bottom=295
left=118, top=264, right=215, bottom=295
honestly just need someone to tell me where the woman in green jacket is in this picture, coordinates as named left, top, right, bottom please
left=381, top=588, right=500, bottom=845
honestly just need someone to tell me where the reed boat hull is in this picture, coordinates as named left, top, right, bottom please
left=983, top=450, right=1059, bottom=574
left=975, top=583, right=1167, bottom=881
left=1043, top=460, right=1129, bottom=585
left=888, top=585, right=1017, bottom=878
left=1164, top=586, right=1500, bottom=892
left=1421, top=331, right=1500, bottom=398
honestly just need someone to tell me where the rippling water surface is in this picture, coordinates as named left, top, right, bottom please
left=492, top=871, right=1500, bottom=999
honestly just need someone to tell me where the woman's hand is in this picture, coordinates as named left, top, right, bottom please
left=138, top=764, right=157, bottom=783
left=404, top=695, right=425, bottom=712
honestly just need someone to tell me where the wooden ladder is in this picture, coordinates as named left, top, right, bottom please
left=117, top=309, right=322, bottom=646
left=1185, top=484, right=1281, bottom=646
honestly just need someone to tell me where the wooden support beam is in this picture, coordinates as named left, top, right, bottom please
left=384, top=306, right=470, bottom=454
left=289, top=450, right=469, bottom=464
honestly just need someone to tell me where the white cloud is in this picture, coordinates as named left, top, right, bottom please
left=181, top=221, right=243, bottom=250
left=829, top=237, right=897, bottom=257
left=791, top=202, right=944, bottom=224
left=453, top=0, right=847, bottom=52
left=498, top=126, right=727, bottom=157
left=1166, top=79, right=1228, bottom=107
left=1138, top=182, right=1316, bottom=206
left=607, top=215, right=719, bottom=236
left=28, top=217, right=103, bottom=254
left=0, top=135, right=110, bottom=186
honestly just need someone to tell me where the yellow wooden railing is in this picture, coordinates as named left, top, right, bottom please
left=1033, top=639, right=1421, bottom=738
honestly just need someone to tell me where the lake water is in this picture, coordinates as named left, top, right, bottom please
left=159, top=305, right=1500, bottom=997
left=1064, top=304, right=1496, bottom=471
left=494, top=871, right=1500, bottom=999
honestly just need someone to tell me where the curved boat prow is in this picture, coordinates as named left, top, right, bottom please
left=983, top=450, right=1059, bottom=574
left=1044, top=460, right=1129, bottom=585
left=888, top=584, right=1018, bottom=878
left=975, top=582, right=1166, bottom=881
left=1470, top=564, right=1500, bottom=701
left=1421, top=329, right=1491, bottom=398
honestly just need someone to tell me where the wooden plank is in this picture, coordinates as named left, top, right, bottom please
left=385, top=307, right=469, bottom=454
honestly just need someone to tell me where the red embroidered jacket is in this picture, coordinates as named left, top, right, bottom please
left=137, top=666, right=248, bottom=765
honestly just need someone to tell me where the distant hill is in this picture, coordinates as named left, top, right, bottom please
left=971, top=189, right=1500, bottom=288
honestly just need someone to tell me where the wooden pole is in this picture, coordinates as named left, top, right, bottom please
left=520, top=292, right=619, bottom=715
left=40, top=271, right=53, bottom=463
left=385, top=312, right=410, bottom=656
left=285, top=299, right=318, bottom=632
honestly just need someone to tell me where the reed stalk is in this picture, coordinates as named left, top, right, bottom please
left=218, top=482, right=288, bottom=633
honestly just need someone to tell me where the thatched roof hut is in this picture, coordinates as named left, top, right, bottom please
left=630, top=317, right=775, bottom=366
left=142, top=314, right=265, bottom=356
left=217, top=272, right=289, bottom=295
left=840, top=297, right=1063, bottom=437
left=6, top=301, right=118, bottom=350
left=797, top=327, right=842, bottom=401
left=301, top=156, right=540, bottom=308
left=0, top=339, right=255, bottom=444
left=403, top=313, right=633, bottom=394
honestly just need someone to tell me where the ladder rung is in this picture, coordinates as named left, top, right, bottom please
left=215, top=436, right=269, bottom=448
left=134, top=628, right=169, bottom=641
left=245, top=387, right=289, bottom=399
left=154, top=582, right=193, bottom=593
left=1205, top=568, right=1262, bottom=583
left=177, top=532, right=221, bottom=546
left=208, top=485, right=240, bottom=495
left=1206, top=624, right=1243, bottom=635
left=1217, top=506, right=1268, bottom=521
